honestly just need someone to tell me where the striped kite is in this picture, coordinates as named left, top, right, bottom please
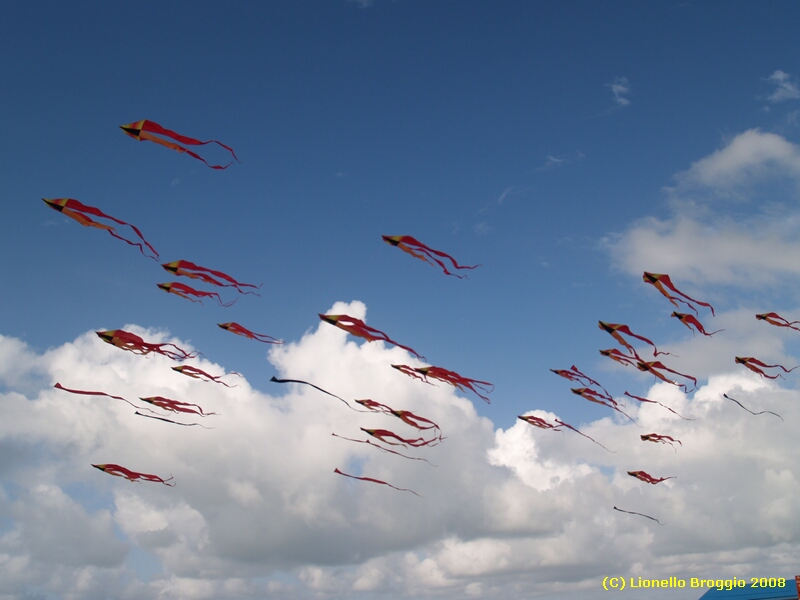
left=643, top=272, right=715, bottom=316
left=392, top=364, right=493, bottom=403
left=120, top=119, right=239, bottom=170
left=319, top=314, right=425, bottom=360
left=218, top=322, right=283, bottom=344
left=140, top=396, right=218, bottom=417
left=355, top=399, right=440, bottom=432
left=671, top=312, right=723, bottom=337
left=172, top=365, right=239, bottom=387
left=162, top=260, right=260, bottom=295
left=96, top=329, right=198, bottom=360
left=641, top=433, right=682, bottom=449
left=158, top=282, right=236, bottom=307
left=735, top=356, right=798, bottom=380
left=756, top=312, right=800, bottom=333
left=42, top=198, right=158, bottom=259
left=382, top=235, right=480, bottom=278
left=93, top=463, right=174, bottom=486
left=628, top=470, right=675, bottom=485
left=636, top=360, right=697, bottom=392
left=599, top=321, right=669, bottom=357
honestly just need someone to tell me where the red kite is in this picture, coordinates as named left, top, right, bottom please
left=636, top=361, right=697, bottom=392
left=270, top=376, right=356, bottom=411
left=120, top=119, right=239, bottom=170
left=54, top=382, right=156, bottom=412
left=172, top=365, right=239, bottom=387
left=355, top=399, right=441, bottom=432
left=599, top=347, right=642, bottom=368
left=162, top=260, right=259, bottom=295
left=643, top=272, right=715, bottom=316
left=550, top=365, right=609, bottom=394
left=723, top=393, right=783, bottom=420
left=671, top=312, right=723, bottom=337
left=518, top=414, right=613, bottom=452
left=624, top=391, right=694, bottom=420
left=42, top=198, right=158, bottom=259
left=218, top=322, right=283, bottom=344
left=382, top=235, right=480, bottom=278
left=334, top=467, right=420, bottom=497
left=158, top=282, right=236, bottom=307
left=756, top=312, right=800, bottom=333
left=96, top=330, right=198, bottom=360
left=319, top=314, right=425, bottom=360
left=627, top=470, right=674, bottom=485
left=613, top=506, right=664, bottom=525
left=571, top=387, right=635, bottom=423
left=599, top=321, right=669, bottom=357
left=140, top=396, right=217, bottom=417
left=735, top=356, right=798, bottom=380
left=640, top=433, right=682, bottom=448
left=332, top=433, right=436, bottom=465
left=92, top=463, right=174, bottom=486
left=392, top=364, right=493, bottom=403
left=360, top=427, right=442, bottom=448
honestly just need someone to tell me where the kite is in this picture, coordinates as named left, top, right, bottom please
left=135, top=411, right=213, bottom=429
left=270, top=376, right=356, bottom=410
left=319, top=314, right=425, bottom=360
left=96, top=329, right=198, bottom=360
left=723, top=393, right=783, bottom=421
left=518, top=414, right=614, bottom=452
left=624, top=391, right=695, bottom=420
left=140, top=396, right=218, bottom=417
left=636, top=360, right=697, bottom=392
left=218, top=322, right=283, bottom=344
left=671, top=312, right=723, bottom=337
left=382, top=235, right=481, bottom=278
left=120, top=119, right=239, bottom=170
left=360, top=427, right=442, bottom=448
left=571, top=387, right=635, bottom=423
left=643, top=272, right=715, bottom=316
left=92, top=463, right=174, bottom=486
left=53, top=382, right=157, bottom=413
left=392, top=364, right=493, bottom=403
left=355, top=399, right=441, bottom=432
left=599, top=347, right=642, bottom=368
left=42, top=198, right=158, bottom=259
left=641, top=433, right=682, bottom=449
left=613, top=506, right=664, bottom=525
left=735, top=356, right=798, bottom=380
left=550, top=365, right=609, bottom=394
left=158, top=282, right=237, bottom=307
left=172, top=365, right=239, bottom=387
left=334, top=467, right=421, bottom=497
left=756, top=312, right=800, bottom=333
left=332, top=433, right=436, bottom=465
left=598, top=321, right=670, bottom=357
left=162, top=260, right=260, bottom=295
left=627, top=470, right=675, bottom=485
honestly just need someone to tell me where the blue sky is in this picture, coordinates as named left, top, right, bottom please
left=3, top=1, right=800, bottom=598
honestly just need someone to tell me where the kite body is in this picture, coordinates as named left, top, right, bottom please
left=599, top=321, right=668, bottom=357
left=218, top=322, right=283, bottom=344
left=96, top=330, right=198, bottom=360
left=636, top=361, right=697, bottom=392
left=671, top=312, right=723, bottom=337
left=93, top=463, right=174, bottom=486
left=756, top=312, right=800, bottom=332
left=641, top=433, right=682, bottom=448
left=392, top=364, right=493, bottom=403
left=319, top=314, right=425, bottom=360
left=735, top=356, right=797, bottom=379
left=140, top=396, right=217, bottom=417
left=643, top=272, right=715, bottom=316
left=172, top=365, right=239, bottom=387
left=158, top=282, right=237, bottom=307
left=627, top=470, right=674, bottom=485
left=42, top=198, right=158, bottom=259
left=162, top=260, right=259, bottom=295
left=334, top=467, right=420, bottom=497
left=382, top=235, right=480, bottom=278
left=120, top=119, right=239, bottom=169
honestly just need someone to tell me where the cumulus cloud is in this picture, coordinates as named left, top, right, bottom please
left=606, top=77, right=631, bottom=107
left=766, top=70, right=800, bottom=103
left=1, top=301, right=800, bottom=598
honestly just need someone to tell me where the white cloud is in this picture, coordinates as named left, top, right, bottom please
left=2, top=301, right=800, bottom=598
left=766, top=70, right=800, bottom=103
left=606, top=77, right=631, bottom=107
